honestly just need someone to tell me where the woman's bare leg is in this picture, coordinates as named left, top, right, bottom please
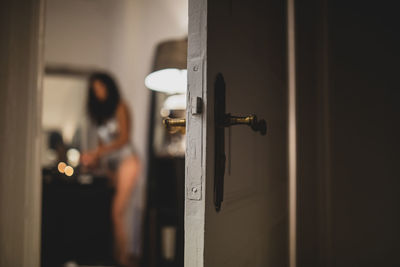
left=112, top=156, right=140, bottom=266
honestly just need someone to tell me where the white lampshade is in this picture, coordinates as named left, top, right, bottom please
left=145, top=39, right=187, bottom=94
left=145, top=68, right=187, bottom=94
left=163, top=93, right=186, bottom=110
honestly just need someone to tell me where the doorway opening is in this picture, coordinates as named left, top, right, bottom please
left=40, top=1, right=188, bottom=266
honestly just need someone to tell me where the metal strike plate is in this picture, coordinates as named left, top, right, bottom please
left=186, top=57, right=203, bottom=200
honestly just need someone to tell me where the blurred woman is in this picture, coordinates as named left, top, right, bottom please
left=81, top=72, right=140, bottom=266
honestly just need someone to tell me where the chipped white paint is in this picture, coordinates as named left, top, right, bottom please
left=186, top=58, right=204, bottom=201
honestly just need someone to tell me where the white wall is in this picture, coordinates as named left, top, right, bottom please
left=45, top=0, right=116, bottom=68
left=45, top=0, right=188, bottom=167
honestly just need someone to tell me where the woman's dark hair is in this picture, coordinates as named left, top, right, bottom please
left=48, top=131, right=64, bottom=150
left=87, top=72, right=121, bottom=125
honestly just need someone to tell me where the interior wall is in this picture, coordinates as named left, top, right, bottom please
left=296, top=0, right=400, bottom=266
left=327, top=1, right=400, bottom=265
left=45, top=0, right=188, bottom=178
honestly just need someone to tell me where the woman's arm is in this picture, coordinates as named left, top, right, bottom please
left=96, top=102, right=131, bottom=157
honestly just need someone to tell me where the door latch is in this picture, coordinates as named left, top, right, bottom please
left=163, top=117, right=186, bottom=133
left=163, top=97, right=203, bottom=132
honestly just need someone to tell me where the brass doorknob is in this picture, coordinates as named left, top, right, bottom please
left=163, top=117, right=186, bottom=133
left=223, top=114, right=267, bottom=135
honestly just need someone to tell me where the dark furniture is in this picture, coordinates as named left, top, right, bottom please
left=144, top=156, right=184, bottom=267
left=41, top=169, right=114, bottom=267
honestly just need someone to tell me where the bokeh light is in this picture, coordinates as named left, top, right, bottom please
left=57, top=162, right=67, bottom=173
left=64, top=166, right=74, bottom=177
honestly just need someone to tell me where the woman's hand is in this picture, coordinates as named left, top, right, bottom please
left=81, top=150, right=99, bottom=167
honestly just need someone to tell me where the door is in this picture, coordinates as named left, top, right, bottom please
left=185, top=0, right=289, bottom=266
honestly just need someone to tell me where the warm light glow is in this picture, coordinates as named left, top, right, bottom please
left=67, top=148, right=80, bottom=167
left=145, top=68, right=187, bottom=94
left=64, top=166, right=74, bottom=177
left=58, top=162, right=67, bottom=173
left=163, top=94, right=186, bottom=110
left=160, top=108, right=170, bottom=117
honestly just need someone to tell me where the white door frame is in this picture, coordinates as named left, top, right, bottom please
left=0, top=0, right=45, bottom=266
left=185, top=0, right=208, bottom=266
